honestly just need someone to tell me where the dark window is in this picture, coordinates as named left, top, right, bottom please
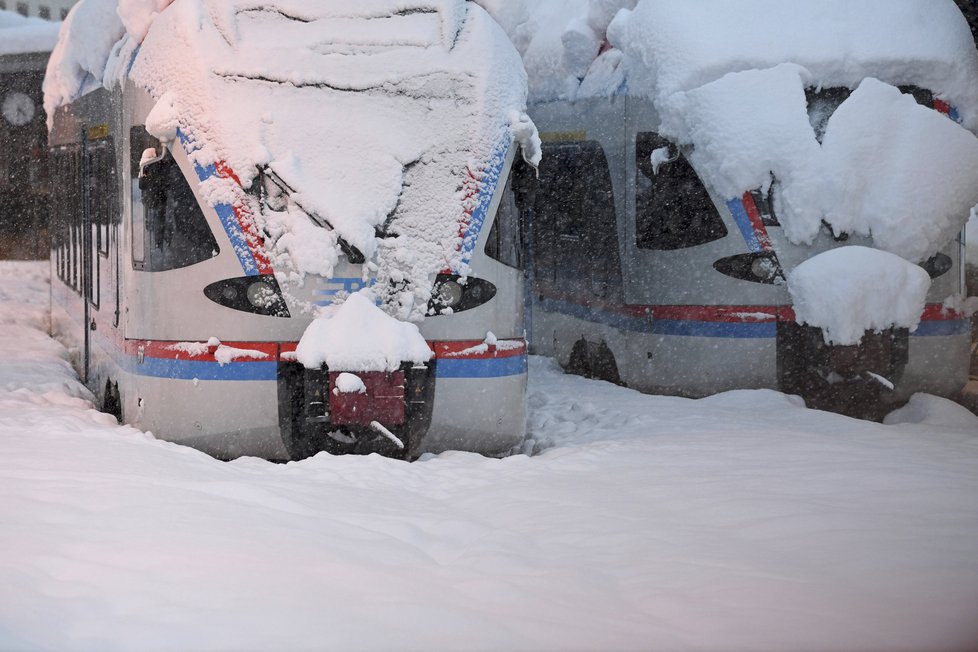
left=0, top=3, right=7, bottom=11
left=60, top=8, right=68, bottom=19
left=635, top=132, right=727, bottom=250
left=130, top=127, right=218, bottom=271
left=15, top=2, right=27, bottom=17
left=38, top=6, right=50, bottom=19
left=50, top=145, right=84, bottom=295
left=86, top=140, right=116, bottom=258
left=485, top=175, right=521, bottom=269
left=520, top=140, right=622, bottom=298
left=806, top=85, right=937, bottom=143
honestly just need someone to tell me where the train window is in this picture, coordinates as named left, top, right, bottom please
left=130, top=129, right=219, bottom=272
left=88, top=141, right=116, bottom=258
left=806, top=85, right=936, bottom=143
left=635, top=132, right=727, bottom=250
left=485, top=175, right=521, bottom=269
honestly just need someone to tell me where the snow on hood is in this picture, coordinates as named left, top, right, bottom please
left=788, top=246, right=932, bottom=346
left=44, top=0, right=536, bottom=321
left=295, top=290, right=432, bottom=372
left=610, top=0, right=978, bottom=126
left=0, top=10, right=60, bottom=57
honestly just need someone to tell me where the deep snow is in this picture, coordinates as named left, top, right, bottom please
left=2, top=262, right=978, bottom=650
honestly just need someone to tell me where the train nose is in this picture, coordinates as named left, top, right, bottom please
left=278, top=360, right=435, bottom=460
left=777, top=321, right=909, bottom=420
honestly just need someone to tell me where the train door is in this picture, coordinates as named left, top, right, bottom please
left=79, top=124, right=117, bottom=382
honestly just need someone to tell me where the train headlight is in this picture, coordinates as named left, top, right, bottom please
left=750, top=257, right=779, bottom=282
left=435, top=280, right=464, bottom=308
left=713, top=253, right=784, bottom=285
left=428, top=274, right=497, bottom=315
left=204, top=275, right=291, bottom=317
left=247, top=281, right=276, bottom=308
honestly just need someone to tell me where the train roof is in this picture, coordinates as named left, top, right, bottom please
left=44, top=0, right=534, bottom=318
left=609, top=0, right=978, bottom=126
left=0, top=10, right=60, bottom=57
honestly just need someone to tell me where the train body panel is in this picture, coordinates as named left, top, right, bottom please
left=522, top=88, right=970, bottom=412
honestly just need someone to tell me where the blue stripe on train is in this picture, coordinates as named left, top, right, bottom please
left=177, top=130, right=261, bottom=276
left=434, top=355, right=528, bottom=379
left=726, top=198, right=764, bottom=253
left=537, top=296, right=967, bottom=339
left=114, top=353, right=527, bottom=382
left=914, top=319, right=970, bottom=337
left=537, top=296, right=776, bottom=339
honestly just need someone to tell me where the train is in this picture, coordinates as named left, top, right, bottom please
left=516, top=2, right=977, bottom=419
left=46, top=0, right=531, bottom=460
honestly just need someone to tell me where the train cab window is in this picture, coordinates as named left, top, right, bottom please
left=485, top=175, right=521, bottom=269
left=806, top=85, right=936, bottom=143
left=130, top=128, right=218, bottom=271
left=635, top=132, right=727, bottom=251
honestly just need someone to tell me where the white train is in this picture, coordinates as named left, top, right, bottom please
left=517, top=3, right=976, bottom=419
left=47, top=1, right=530, bottom=460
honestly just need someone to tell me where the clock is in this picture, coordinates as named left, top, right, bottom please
left=2, top=92, right=36, bottom=127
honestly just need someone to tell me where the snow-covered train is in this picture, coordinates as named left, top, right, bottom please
left=46, top=0, right=533, bottom=460
left=517, top=0, right=978, bottom=418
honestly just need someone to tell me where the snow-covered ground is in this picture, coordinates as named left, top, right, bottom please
left=2, top=260, right=978, bottom=651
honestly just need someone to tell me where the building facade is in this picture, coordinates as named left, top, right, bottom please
left=0, top=0, right=75, bottom=21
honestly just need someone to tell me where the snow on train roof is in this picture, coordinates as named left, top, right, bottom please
left=0, top=10, right=60, bottom=57
left=609, top=0, right=978, bottom=122
left=605, top=0, right=978, bottom=263
left=45, top=0, right=534, bottom=321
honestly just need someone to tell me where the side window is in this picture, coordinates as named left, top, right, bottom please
left=89, top=141, right=116, bottom=258
left=485, top=174, right=521, bottom=269
left=635, top=132, right=727, bottom=250
left=130, top=127, right=218, bottom=271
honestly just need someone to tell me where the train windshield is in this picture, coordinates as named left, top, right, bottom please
left=635, top=132, right=727, bottom=250
left=806, top=85, right=936, bottom=143
left=131, top=131, right=219, bottom=272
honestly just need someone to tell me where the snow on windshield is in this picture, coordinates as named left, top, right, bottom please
left=45, top=0, right=535, bottom=323
left=0, top=10, right=60, bottom=57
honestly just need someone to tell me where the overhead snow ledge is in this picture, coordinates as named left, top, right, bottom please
left=787, top=247, right=931, bottom=346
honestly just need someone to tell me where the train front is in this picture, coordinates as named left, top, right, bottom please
left=616, top=0, right=978, bottom=418
left=123, top=0, right=536, bottom=459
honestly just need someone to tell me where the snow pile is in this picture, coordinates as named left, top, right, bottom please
left=821, top=79, right=978, bottom=262
left=661, top=71, right=978, bottom=261
left=484, top=0, right=978, bottom=260
left=295, top=291, right=432, bottom=372
left=474, top=0, right=635, bottom=102
left=0, top=10, right=60, bottom=57
left=42, top=0, right=125, bottom=121
left=45, top=0, right=535, bottom=321
left=787, top=246, right=931, bottom=345
left=884, top=393, right=978, bottom=429
left=611, top=0, right=978, bottom=124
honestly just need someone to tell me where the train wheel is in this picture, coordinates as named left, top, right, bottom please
left=102, top=380, right=122, bottom=422
left=566, top=338, right=622, bottom=385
